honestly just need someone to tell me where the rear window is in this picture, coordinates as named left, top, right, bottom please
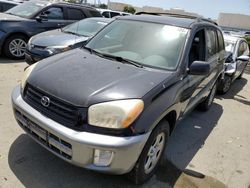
left=67, top=8, right=85, bottom=20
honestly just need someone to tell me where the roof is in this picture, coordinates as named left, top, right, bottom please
left=55, top=2, right=96, bottom=9
left=118, top=14, right=198, bottom=28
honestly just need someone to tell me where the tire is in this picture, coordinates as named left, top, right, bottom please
left=3, top=34, right=28, bottom=59
left=217, top=75, right=232, bottom=94
left=198, top=82, right=217, bottom=111
left=127, top=121, right=170, bottom=185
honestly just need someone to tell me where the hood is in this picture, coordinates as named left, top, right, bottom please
left=30, top=29, right=89, bottom=47
left=28, top=49, right=172, bottom=107
left=0, top=13, right=27, bottom=21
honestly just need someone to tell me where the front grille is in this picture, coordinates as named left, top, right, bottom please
left=15, top=110, right=72, bottom=159
left=24, top=84, right=84, bottom=128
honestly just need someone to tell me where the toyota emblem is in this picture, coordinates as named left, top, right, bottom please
left=41, top=96, right=50, bottom=107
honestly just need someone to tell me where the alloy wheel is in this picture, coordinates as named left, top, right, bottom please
left=144, top=132, right=165, bottom=174
left=9, top=38, right=27, bottom=58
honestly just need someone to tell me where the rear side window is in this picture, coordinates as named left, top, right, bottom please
left=206, top=29, right=218, bottom=59
left=89, top=10, right=102, bottom=17
left=46, top=7, right=64, bottom=19
left=67, top=8, right=85, bottom=20
left=110, top=12, right=120, bottom=18
left=102, top=11, right=110, bottom=18
left=217, top=30, right=224, bottom=51
left=0, top=2, right=15, bottom=12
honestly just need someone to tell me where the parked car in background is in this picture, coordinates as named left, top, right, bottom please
left=0, top=0, right=19, bottom=12
left=12, top=14, right=224, bottom=184
left=217, top=34, right=249, bottom=94
left=97, top=8, right=131, bottom=18
left=25, top=17, right=112, bottom=64
left=0, top=0, right=101, bottom=59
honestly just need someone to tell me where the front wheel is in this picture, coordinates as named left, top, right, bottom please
left=127, top=121, right=169, bottom=184
left=3, top=34, right=28, bottom=59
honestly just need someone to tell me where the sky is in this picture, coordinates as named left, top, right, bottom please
left=89, top=0, right=250, bottom=19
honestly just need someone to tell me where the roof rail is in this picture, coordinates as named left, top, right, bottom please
left=135, top=12, right=218, bottom=25
left=56, top=2, right=95, bottom=9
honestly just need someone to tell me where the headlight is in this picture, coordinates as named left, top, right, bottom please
left=88, top=99, right=144, bottom=129
left=21, top=63, right=37, bottom=90
left=46, top=46, right=71, bottom=55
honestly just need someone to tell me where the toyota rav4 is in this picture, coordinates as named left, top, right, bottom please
left=12, top=13, right=225, bottom=184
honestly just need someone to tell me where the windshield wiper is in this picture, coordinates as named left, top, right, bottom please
left=83, top=46, right=93, bottom=53
left=91, top=50, right=143, bottom=68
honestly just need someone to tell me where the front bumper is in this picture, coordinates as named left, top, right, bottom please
left=11, top=86, right=150, bottom=174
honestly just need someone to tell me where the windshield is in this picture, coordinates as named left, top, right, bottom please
left=6, top=1, right=46, bottom=18
left=225, top=40, right=235, bottom=53
left=62, top=19, right=109, bottom=37
left=86, top=20, right=189, bottom=70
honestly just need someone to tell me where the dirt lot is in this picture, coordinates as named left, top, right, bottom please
left=0, top=58, right=250, bottom=188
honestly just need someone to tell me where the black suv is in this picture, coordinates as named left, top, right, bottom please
left=0, top=0, right=101, bottom=59
left=12, top=14, right=225, bottom=184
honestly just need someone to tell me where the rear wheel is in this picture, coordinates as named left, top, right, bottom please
left=217, top=75, right=232, bottom=94
left=3, top=34, right=28, bottom=59
left=198, top=82, right=217, bottom=111
left=127, top=121, right=169, bottom=185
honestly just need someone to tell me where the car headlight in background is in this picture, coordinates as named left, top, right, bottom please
left=21, top=63, right=37, bottom=90
left=46, top=46, right=71, bottom=55
left=88, top=99, right=144, bottom=129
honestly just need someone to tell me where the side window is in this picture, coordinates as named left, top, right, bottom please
left=110, top=12, right=120, bottom=18
left=243, top=42, right=249, bottom=56
left=67, top=8, right=86, bottom=20
left=102, top=11, right=110, bottom=18
left=238, top=42, right=245, bottom=57
left=188, top=29, right=206, bottom=65
left=0, top=4, right=3, bottom=12
left=206, top=29, right=218, bottom=59
left=217, top=30, right=224, bottom=51
left=238, top=42, right=249, bottom=56
left=45, top=7, right=64, bottom=20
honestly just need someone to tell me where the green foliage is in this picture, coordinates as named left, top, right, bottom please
left=245, top=37, right=250, bottom=48
left=99, top=3, right=107, bottom=9
left=123, top=5, right=136, bottom=14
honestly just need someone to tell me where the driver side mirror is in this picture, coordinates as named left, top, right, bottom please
left=188, top=61, right=211, bottom=75
left=236, top=55, right=249, bottom=62
left=35, top=10, right=50, bottom=22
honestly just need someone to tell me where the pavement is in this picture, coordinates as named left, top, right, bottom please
left=0, top=58, right=250, bottom=188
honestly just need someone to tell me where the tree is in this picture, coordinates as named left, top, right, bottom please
left=123, top=5, right=136, bottom=14
left=99, top=3, right=107, bottom=9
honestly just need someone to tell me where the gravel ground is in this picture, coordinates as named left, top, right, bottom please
left=0, top=58, right=249, bottom=188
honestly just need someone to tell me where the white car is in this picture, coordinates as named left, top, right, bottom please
left=217, top=34, right=249, bottom=94
left=97, top=8, right=131, bottom=18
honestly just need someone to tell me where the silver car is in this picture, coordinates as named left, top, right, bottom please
left=218, top=34, right=249, bottom=94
